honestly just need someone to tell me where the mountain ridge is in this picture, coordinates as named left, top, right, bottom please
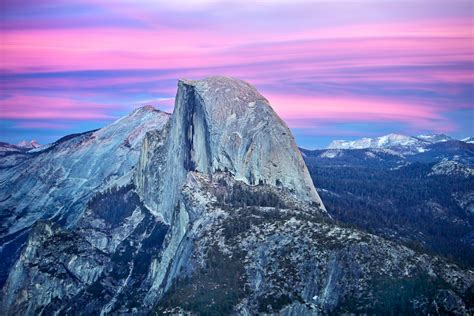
left=0, top=106, right=170, bottom=288
left=324, top=133, right=471, bottom=154
left=16, top=140, right=41, bottom=150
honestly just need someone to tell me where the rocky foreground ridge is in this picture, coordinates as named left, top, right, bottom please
left=1, top=77, right=473, bottom=315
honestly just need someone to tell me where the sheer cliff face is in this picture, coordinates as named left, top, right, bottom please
left=136, top=77, right=324, bottom=223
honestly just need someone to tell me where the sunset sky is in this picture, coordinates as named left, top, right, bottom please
left=1, top=0, right=473, bottom=148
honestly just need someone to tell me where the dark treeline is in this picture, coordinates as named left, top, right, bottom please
left=304, top=157, right=474, bottom=267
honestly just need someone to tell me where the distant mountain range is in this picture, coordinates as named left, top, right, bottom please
left=463, top=136, right=474, bottom=144
left=326, top=133, right=472, bottom=154
left=0, top=140, right=42, bottom=168
left=0, top=140, right=40, bottom=153
left=16, top=140, right=41, bottom=149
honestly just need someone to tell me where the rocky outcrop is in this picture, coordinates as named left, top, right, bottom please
left=134, top=77, right=327, bottom=304
left=136, top=77, right=324, bottom=223
left=16, top=140, right=41, bottom=150
left=1, top=220, right=109, bottom=315
left=1, top=184, right=169, bottom=315
left=429, top=159, right=474, bottom=178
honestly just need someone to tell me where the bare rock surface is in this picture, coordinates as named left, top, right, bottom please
left=0, top=106, right=170, bottom=287
left=137, top=77, right=324, bottom=224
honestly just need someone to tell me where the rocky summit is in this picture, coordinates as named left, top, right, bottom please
left=136, top=77, right=324, bottom=224
left=1, top=77, right=473, bottom=315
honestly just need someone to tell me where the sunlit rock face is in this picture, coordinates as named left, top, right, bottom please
left=1, top=106, right=169, bottom=234
left=136, top=76, right=325, bottom=223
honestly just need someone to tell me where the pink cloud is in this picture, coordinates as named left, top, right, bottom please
left=1, top=19, right=472, bottom=74
left=0, top=95, right=116, bottom=120
left=265, top=93, right=456, bottom=132
left=13, top=121, right=72, bottom=129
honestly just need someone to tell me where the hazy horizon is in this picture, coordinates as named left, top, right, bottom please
left=3, top=102, right=470, bottom=150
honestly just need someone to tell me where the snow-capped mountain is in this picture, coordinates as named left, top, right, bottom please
left=16, top=139, right=40, bottom=149
left=462, top=136, right=474, bottom=144
left=0, top=140, right=40, bottom=155
left=328, top=133, right=429, bottom=154
left=416, top=134, right=452, bottom=143
left=327, top=133, right=465, bottom=154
